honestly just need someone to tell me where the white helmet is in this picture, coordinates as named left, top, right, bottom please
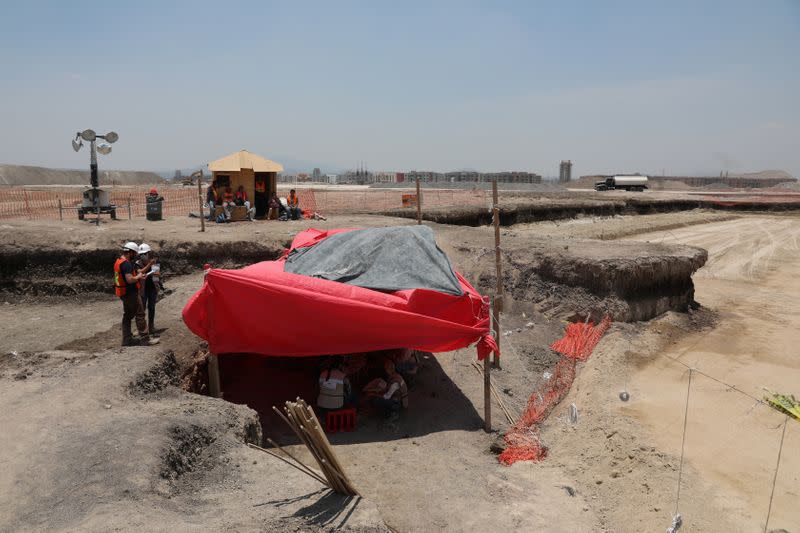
left=122, top=241, right=139, bottom=253
left=138, top=243, right=151, bottom=254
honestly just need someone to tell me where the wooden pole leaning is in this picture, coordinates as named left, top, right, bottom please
left=415, top=176, right=422, bottom=225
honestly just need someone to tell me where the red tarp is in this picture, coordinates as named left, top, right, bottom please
left=182, top=228, right=499, bottom=360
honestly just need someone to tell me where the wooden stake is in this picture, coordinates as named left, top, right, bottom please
left=484, top=355, right=492, bottom=432
left=415, top=175, right=422, bottom=225
left=196, top=170, right=205, bottom=232
left=207, top=353, right=221, bottom=398
left=127, top=195, right=132, bottom=220
left=58, top=197, right=63, bottom=221
left=492, top=179, right=502, bottom=369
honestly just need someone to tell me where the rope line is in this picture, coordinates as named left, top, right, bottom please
left=675, top=368, right=693, bottom=517
left=764, top=415, right=789, bottom=533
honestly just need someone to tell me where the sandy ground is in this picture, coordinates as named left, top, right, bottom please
left=621, top=216, right=800, bottom=531
left=506, top=209, right=739, bottom=240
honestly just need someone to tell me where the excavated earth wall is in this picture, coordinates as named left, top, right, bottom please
left=384, top=196, right=800, bottom=226
left=0, top=241, right=286, bottom=296
left=456, top=236, right=707, bottom=322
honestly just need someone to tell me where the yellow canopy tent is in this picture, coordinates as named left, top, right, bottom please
left=208, top=150, right=283, bottom=216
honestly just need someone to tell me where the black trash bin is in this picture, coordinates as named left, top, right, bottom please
left=146, top=196, right=163, bottom=221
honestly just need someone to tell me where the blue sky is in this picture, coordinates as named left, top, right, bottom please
left=1, top=1, right=798, bottom=177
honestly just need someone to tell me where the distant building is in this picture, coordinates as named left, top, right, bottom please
left=326, top=174, right=338, bottom=184
left=559, top=160, right=572, bottom=183
left=404, top=170, right=541, bottom=184
left=312, top=168, right=321, bottom=181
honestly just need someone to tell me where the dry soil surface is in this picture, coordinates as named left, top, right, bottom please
left=1, top=211, right=796, bottom=532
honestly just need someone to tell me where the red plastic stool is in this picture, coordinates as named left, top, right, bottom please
left=325, top=408, right=357, bottom=433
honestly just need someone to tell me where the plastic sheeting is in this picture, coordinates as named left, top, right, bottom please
left=182, top=227, right=499, bottom=360
left=284, top=225, right=463, bottom=296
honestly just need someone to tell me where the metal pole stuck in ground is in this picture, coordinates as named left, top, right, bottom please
left=416, top=175, right=422, bottom=225
left=492, top=179, right=502, bottom=369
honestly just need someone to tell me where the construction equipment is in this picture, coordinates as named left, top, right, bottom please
left=71, top=129, right=119, bottom=222
left=595, top=175, right=648, bottom=192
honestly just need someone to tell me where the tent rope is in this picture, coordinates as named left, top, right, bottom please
left=764, top=415, right=789, bottom=533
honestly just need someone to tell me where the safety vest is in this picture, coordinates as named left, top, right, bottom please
left=113, top=256, right=128, bottom=297
left=255, top=181, right=266, bottom=193
left=235, top=190, right=247, bottom=202
left=288, top=194, right=299, bottom=207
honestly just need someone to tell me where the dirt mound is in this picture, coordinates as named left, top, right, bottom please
left=0, top=164, right=163, bottom=187
left=160, top=424, right=216, bottom=481
left=129, top=350, right=181, bottom=395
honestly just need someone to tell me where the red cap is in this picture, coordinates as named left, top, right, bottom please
left=149, top=188, right=158, bottom=195
left=203, top=263, right=212, bottom=270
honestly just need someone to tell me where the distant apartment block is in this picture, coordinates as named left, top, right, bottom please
left=559, top=160, right=572, bottom=183
left=404, top=170, right=541, bottom=184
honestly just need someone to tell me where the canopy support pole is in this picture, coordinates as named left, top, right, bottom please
left=492, top=179, right=502, bottom=369
left=208, top=352, right=221, bottom=398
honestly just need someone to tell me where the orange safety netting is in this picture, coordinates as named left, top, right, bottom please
left=499, top=315, right=612, bottom=465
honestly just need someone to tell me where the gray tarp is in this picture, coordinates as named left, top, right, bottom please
left=284, top=225, right=464, bottom=296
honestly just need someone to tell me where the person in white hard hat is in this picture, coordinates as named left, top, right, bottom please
left=113, top=242, right=158, bottom=346
left=135, top=243, right=160, bottom=337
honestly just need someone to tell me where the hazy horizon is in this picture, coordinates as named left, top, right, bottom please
left=1, top=1, right=798, bottom=179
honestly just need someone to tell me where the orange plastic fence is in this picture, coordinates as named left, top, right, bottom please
left=0, top=187, right=489, bottom=220
left=499, top=315, right=612, bottom=465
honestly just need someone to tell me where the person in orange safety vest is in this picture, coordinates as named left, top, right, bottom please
left=115, top=241, right=158, bottom=347
left=287, top=189, right=301, bottom=220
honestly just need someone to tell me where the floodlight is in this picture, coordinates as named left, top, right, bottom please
left=97, top=144, right=112, bottom=155
left=72, top=139, right=82, bottom=152
left=104, top=131, right=119, bottom=144
left=80, top=129, right=97, bottom=142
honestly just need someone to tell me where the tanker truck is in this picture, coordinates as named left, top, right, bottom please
left=594, top=175, right=648, bottom=192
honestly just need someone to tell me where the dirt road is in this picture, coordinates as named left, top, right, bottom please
left=623, top=215, right=800, bottom=531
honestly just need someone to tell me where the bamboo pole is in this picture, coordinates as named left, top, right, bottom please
left=415, top=176, right=422, bottom=225
left=471, top=362, right=514, bottom=423
left=276, top=400, right=359, bottom=495
left=247, top=442, right=329, bottom=486
left=264, top=438, right=329, bottom=485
